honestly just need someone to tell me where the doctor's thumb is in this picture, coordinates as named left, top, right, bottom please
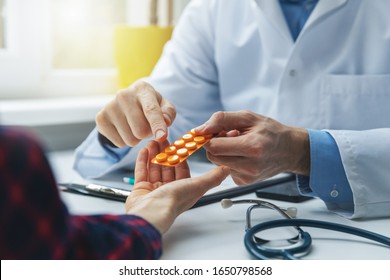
left=194, top=111, right=228, bottom=135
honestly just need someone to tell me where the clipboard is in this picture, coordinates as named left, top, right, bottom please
left=59, top=173, right=295, bottom=209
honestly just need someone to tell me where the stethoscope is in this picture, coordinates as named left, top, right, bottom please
left=221, top=198, right=390, bottom=260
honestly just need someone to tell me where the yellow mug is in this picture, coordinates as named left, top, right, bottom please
left=114, top=25, right=173, bottom=89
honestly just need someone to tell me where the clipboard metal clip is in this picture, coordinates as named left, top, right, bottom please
left=85, top=184, right=131, bottom=198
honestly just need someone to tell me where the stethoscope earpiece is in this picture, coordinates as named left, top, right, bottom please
left=220, top=198, right=233, bottom=209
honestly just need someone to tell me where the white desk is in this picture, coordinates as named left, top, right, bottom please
left=49, top=151, right=390, bottom=260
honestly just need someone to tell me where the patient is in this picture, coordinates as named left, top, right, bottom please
left=0, top=127, right=228, bottom=259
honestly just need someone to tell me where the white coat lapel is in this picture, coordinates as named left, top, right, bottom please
left=256, top=0, right=349, bottom=42
left=303, top=0, right=349, bottom=31
left=255, top=0, right=293, bottom=43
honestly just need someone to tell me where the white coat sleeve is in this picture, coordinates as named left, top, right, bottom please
left=73, top=0, right=222, bottom=179
left=328, top=128, right=390, bottom=219
left=145, top=0, right=223, bottom=137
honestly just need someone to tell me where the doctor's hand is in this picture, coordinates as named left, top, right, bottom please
left=125, top=140, right=230, bottom=234
left=195, top=110, right=310, bottom=186
left=96, top=80, right=176, bottom=148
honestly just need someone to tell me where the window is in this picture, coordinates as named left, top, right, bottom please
left=0, top=0, right=189, bottom=99
left=51, top=0, right=127, bottom=69
left=0, top=0, right=5, bottom=49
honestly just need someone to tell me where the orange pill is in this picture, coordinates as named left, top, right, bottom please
left=185, top=141, right=197, bottom=150
left=155, top=153, right=168, bottom=162
left=167, top=155, right=180, bottom=165
left=165, top=146, right=177, bottom=155
left=177, top=148, right=189, bottom=157
left=194, top=136, right=205, bottom=144
left=151, top=128, right=214, bottom=167
left=174, top=139, right=185, bottom=148
left=182, top=133, right=193, bottom=142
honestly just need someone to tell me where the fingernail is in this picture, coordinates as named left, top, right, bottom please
left=195, top=124, right=206, bottom=132
left=163, top=113, right=172, bottom=125
left=155, top=129, right=165, bottom=140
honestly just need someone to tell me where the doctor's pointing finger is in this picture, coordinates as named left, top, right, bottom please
left=96, top=80, right=176, bottom=148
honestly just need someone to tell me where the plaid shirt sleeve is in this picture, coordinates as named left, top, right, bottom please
left=0, top=127, right=162, bottom=260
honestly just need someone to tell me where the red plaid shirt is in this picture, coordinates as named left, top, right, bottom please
left=0, top=127, right=162, bottom=259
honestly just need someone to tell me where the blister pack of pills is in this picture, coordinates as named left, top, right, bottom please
left=151, top=129, right=213, bottom=166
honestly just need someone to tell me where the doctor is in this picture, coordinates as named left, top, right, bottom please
left=74, top=0, right=390, bottom=219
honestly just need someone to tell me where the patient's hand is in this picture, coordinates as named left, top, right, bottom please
left=125, top=140, right=230, bottom=234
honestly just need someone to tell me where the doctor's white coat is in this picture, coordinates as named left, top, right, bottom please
left=76, top=0, right=390, bottom=218
left=146, top=0, right=390, bottom=219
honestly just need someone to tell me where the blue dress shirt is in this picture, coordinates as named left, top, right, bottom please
left=298, top=130, right=354, bottom=214
left=279, top=0, right=318, bottom=41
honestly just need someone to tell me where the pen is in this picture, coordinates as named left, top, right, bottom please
left=123, top=176, right=135, bottom=185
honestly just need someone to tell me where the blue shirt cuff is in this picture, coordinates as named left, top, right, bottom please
left=97, top=132, right=131, bottom=160
left=297, top=129, right=354, bottom=213
left=73, top=128, right=132, bottom=178
left=101, top=142, right=131, bottom=161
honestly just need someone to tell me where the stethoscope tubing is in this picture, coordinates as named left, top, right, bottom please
left=244, top=218, right=390, bottom=260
